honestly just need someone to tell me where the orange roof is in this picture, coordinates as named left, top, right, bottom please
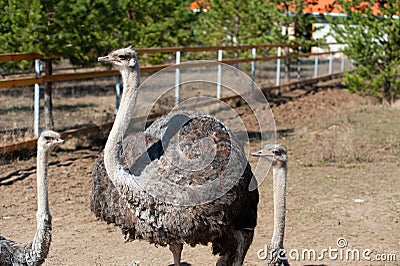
left=190, top=0, right=210, bottom=12
left=190, top=0, right=383, bottom=16
left=297, top=0, right=382, bottom=15
left=301, top=0, right=342, bottom=14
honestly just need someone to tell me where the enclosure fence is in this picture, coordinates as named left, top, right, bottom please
left=0, top=43, right=352, bottom=154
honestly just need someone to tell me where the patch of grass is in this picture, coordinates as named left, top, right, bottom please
left=287, top=105, right=400, bottom=165
left=298, top=161, right=313, bottom=167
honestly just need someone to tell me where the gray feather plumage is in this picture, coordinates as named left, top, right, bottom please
left=91, top=110, right=259, bottom=260
left=0, top=130, right=61, bottom=266
left=93, top=47, right=258, bottom=265
left=0, top=215, right=51, bottom=266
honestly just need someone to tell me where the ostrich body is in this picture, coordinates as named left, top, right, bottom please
left=0, top=130, right=63, bottom=266
left=252, top=144, right=289, bottom=266
left=91, top=47, right=259, bottom=265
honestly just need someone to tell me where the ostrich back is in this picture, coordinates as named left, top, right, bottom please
left=0, top=237, right=45, bottom=266
left=1, top=238, right=29, bottom=266
left=0, top=214, right=51, bottom=266
left=90, top=111, right=259, bottom=249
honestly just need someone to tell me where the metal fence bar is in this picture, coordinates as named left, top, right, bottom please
left=314, top=49, right=319, bottom=78
left=175, top=51, right=181, bottom=106
left=251, top=48, right=256, bottom=90
left=341, top=52, right=345, bottom=72
left=115, top=75, right=121, bottom=114
left=276, top=47, right=281, bottom=86
left=328, top=47, right=333, bottom=75
left=34, top=59, right=41, bottom=137
left=217, top=49, right=223, bottom=99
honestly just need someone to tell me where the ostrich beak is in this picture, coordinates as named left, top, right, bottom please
left=98, top=55, right=112, bottom=62
left=251, top=149, right=273, bottom=158
left=53, top=138, right=64, bottom=145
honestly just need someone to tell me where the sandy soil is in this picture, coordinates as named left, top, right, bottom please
left=1, top=82, right=399, bottom=265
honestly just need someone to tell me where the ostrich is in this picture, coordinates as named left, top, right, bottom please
left=0, top=130, right=63, bottom=265
left=91, top=46, right=259, bottom=265
left=251, top=144, right=289, bottom=266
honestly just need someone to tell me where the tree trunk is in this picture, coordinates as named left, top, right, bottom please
left=383, top=78, right=393, bottom=105
left=44, top=60, right=54, bottom=130
left=284, top=47, right=290, bottom=83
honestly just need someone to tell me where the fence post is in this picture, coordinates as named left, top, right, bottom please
left=328, top=46, right=333, bottom=74
left=276, top=47, right=281, bottom=86
left=115, top=75, right=121, bottom=114
left=341, top=52, right=345, bottom=72
left=175, top=50, right=181, bottom=106
left=251, top=48, right=256, bottom=90
left=34, top=59, right=41, bottom=137
left=314, top=48, right=319, bottom=78
left=217, top=49, right=222, bottom=99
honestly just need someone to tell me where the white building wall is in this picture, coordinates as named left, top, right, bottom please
left=312, top=22, right=345, bottom=53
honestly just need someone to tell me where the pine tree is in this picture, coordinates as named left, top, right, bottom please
left=0, top=0, right=198, bottom=127
left=256, top=0, right=317, bottom=82
left=328, top=0, right=400, bottom=104
left=0, top=0, right=197, bottom=64
left=195, top=0, right=280, bottom=47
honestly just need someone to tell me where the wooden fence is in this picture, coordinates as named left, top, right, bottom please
left=0, top=43, right=349, bottom=155
left=0, top=44, right=342, bottom=89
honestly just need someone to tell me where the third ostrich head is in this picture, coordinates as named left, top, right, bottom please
left=38, top=130, right=64, bottom=151
left=251, top=143, right=289, bottom=265
left=251, top=144, right=287, bottom=166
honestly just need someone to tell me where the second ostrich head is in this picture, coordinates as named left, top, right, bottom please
left=38, top=130, right=64, bottom=151
left=98, top=46, right=137, bottom=69
left=251, top=144, right=287, bottom=167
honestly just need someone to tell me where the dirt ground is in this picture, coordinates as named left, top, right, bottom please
left=1, top=82, right=399, bottom=265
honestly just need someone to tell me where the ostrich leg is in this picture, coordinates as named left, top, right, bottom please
left=232, top=229, right=254, bottom=265
left=169, top=243, right=183, bottom=266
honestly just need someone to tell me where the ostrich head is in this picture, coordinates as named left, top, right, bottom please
left=251, top=144, right=287, bottom=166
left=98, top=46, right=137, bottom=69
left=38, top=130, right=64, bottom=151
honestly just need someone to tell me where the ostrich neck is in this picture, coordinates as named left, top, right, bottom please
left=104, top=64, right=144, bottom=192
left=29, top=145, right=52, bottom=264
left=36, top=147, right=50, bottom=216
left=271, top=163, right=287, bottom=248
left=109, top=67, right=139, bottom=144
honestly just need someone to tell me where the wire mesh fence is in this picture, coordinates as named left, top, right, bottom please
left=0, top=48, right=352, bottom=147
left=0, top=87, right=35, bottom=144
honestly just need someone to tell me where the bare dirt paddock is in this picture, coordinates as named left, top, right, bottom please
left=1, top=84, right=399, bottom=265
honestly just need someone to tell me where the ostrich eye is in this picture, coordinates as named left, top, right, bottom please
left=272, top=150, right=282, bottom=156
left=118, top=55, right=127, bottom=60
